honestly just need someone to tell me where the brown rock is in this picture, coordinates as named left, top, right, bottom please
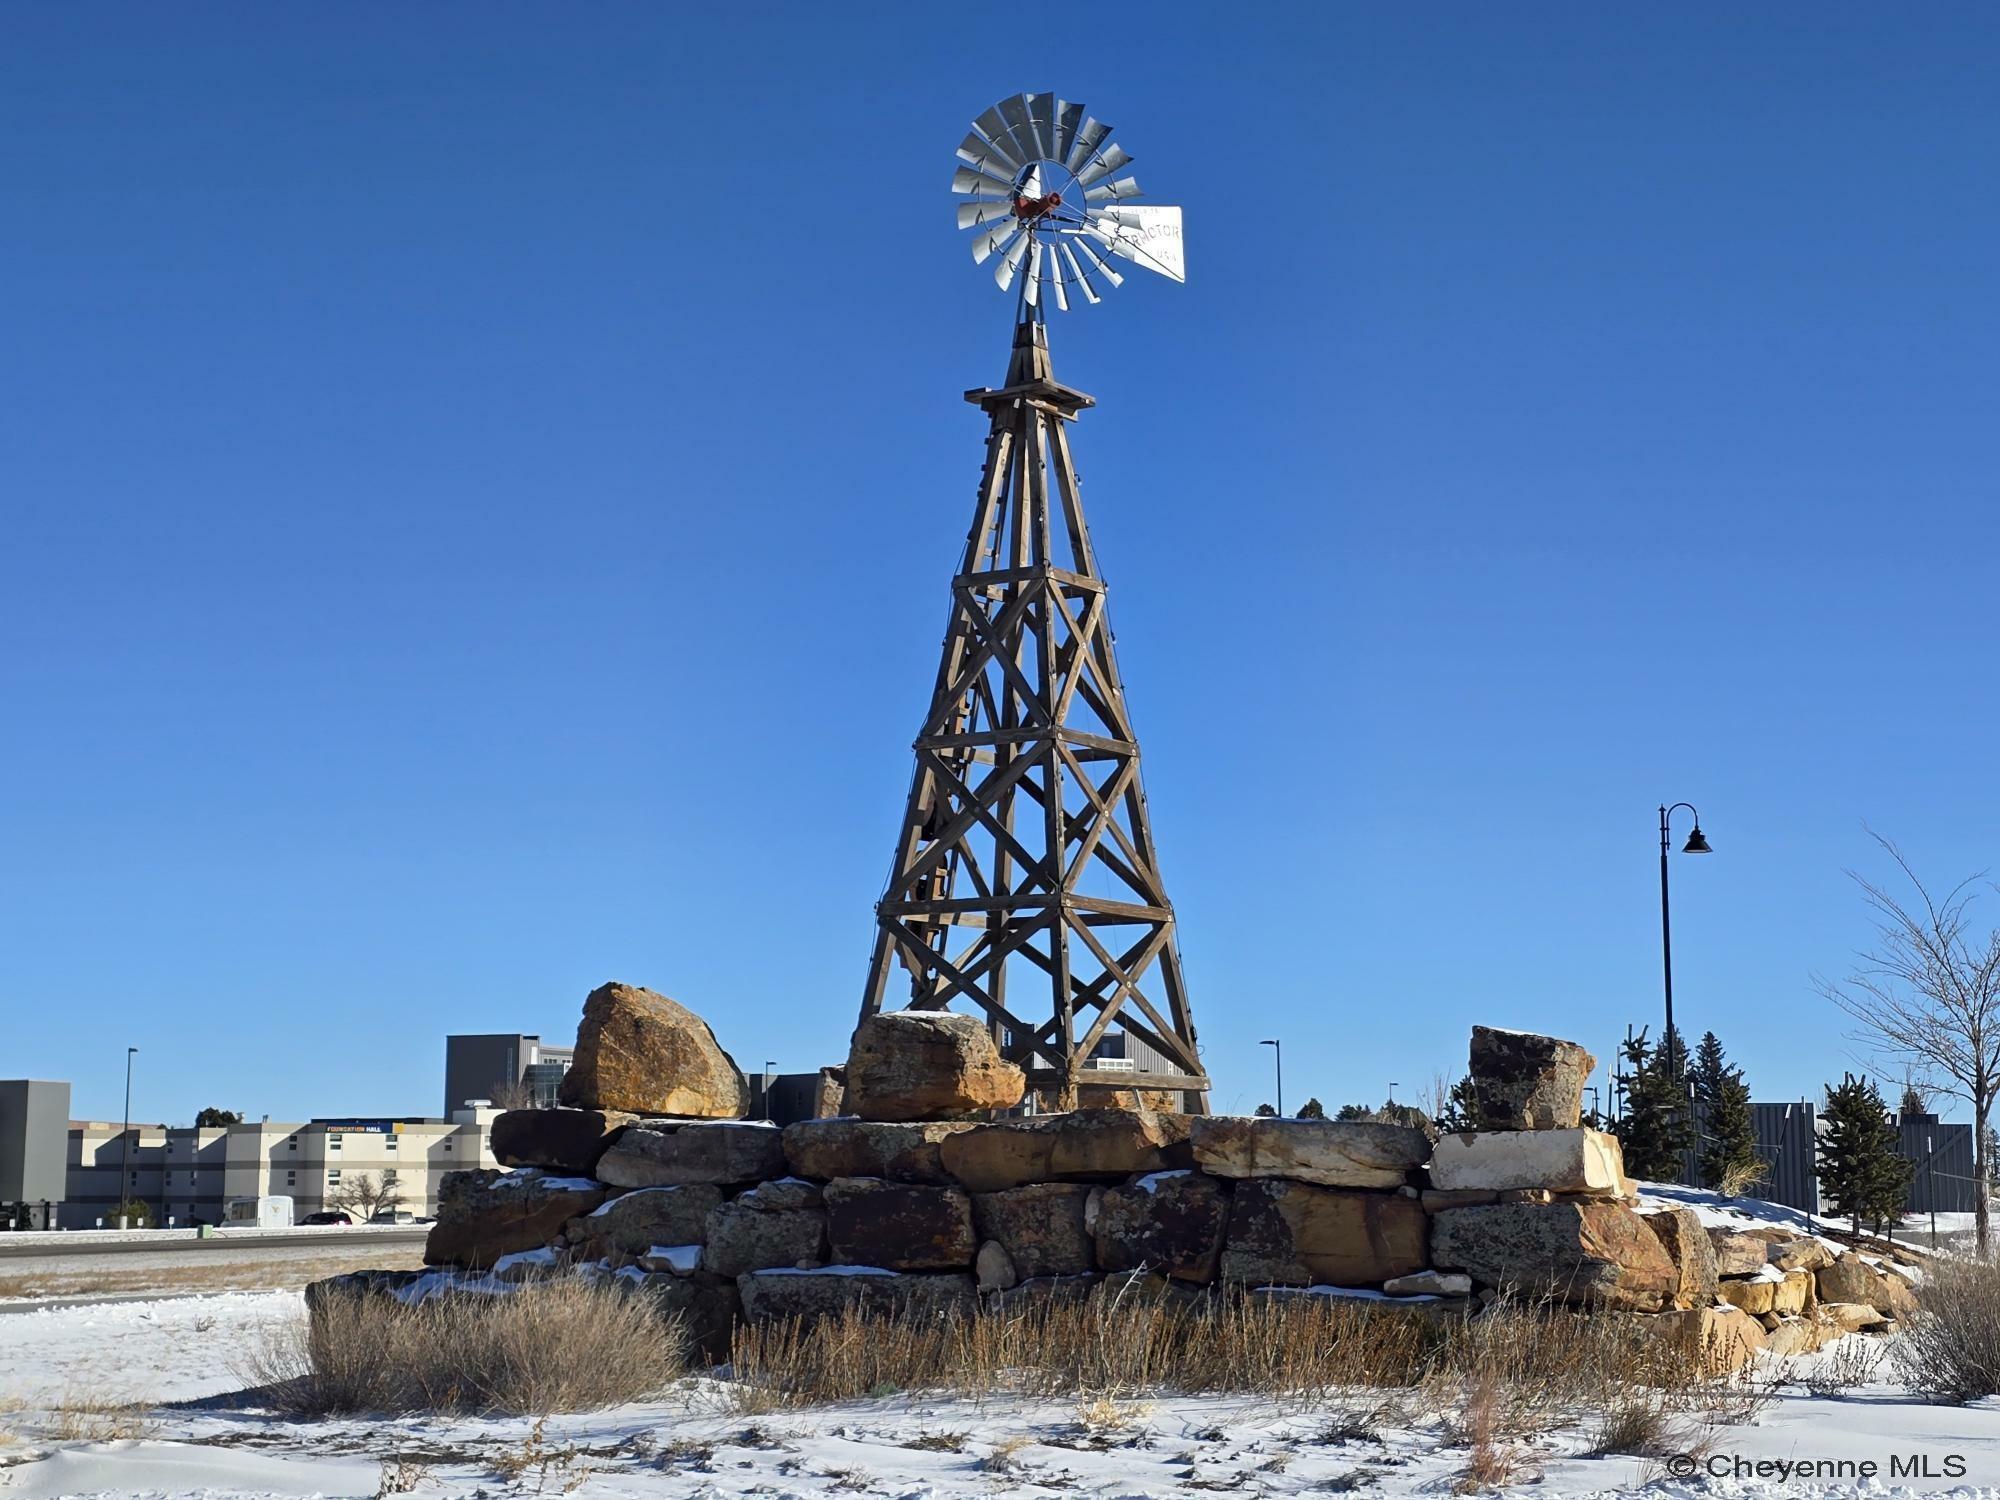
left=1076, top=1084, right=1185, bottom=1112
left=811, top=1067, right=847, bottom=1119
left=1819, top=1301, right=1888, bottom=1332
left=1190, top=1117, right=1430, bottom=1190
left=1428, top=1129, right=1628, bottom=1196
left=1429, top=1200, right=1676, bottom=1310
left=781, top=1119, right=977, bottom=1184
left=844, top=1011, right=1025, bottom=1122
left=1093, top=1171, right=1229, bottom=1284
left=823, top=1178, right=976, bottom=1271
left=1641, top=1208, right=1719, bottom=1310
left=940, top=1109, right=1193, bottom=1193
left=595, top=1122, right=786, bottom=1189
left=737, top=1268, right=977, bottom=1323
left=1764, top=1316, right=1824, bottom=1357
left=1467, top=1025, right=1596, bottom=1131
left=972, top=1182, right=1095, bottom=1279
left=629, top=1269, right=739, bottom=1361
left=1706, top=1228, right=1770, bottom=1277
left=1768, top=1238, right=1834, bottom=1273
left=490, top=1107, right=636, bottom=1175
left=424, top=1169, right=607, bottom=1269
left=1873, top=1265, right=1921, bottom=1319
left=1718, top=1276, right=1780, bottom=1316
left=1648, top=1305, right=1769, bottom=1375
left=567, top=1183, right=720, bottom=1259
left=702, top=1181, right=827, bottom=1278
left=1814, top=1254, right=1877, bottom=1307
left=559, top=982, right=750, bottom=1118
left=1220, top=1180, right=1428, bottom=1287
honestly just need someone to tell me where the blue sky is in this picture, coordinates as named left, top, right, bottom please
left=5, top=5, right=1997, bottom=1125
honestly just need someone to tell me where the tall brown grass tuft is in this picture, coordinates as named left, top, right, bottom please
left=235, top=1278, right=685, bottom=1416
left=1892, top=1255, right=2000, bottom=1404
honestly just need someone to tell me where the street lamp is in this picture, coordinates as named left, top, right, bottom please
left=120, top=1047, right=138, bottom=1230
left=1259, top=1039, right=1283, bottom=1118
left=1657, top=803, right=1712, bottom=1080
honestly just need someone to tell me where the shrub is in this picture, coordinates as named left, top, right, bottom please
left=1892, top=1256, right=2000, bottom=1404
left=236, top=1277, right=685, bottom=1415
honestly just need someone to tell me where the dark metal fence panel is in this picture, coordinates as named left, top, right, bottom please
left=1749, top=1101, right=1820, bottom=1214
left=1898, top=1116, right=1976, bottom=1213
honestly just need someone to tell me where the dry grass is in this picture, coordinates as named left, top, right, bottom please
left=39, top=1387, right=156, bottom=1443
left=1798, top=1334, right=1885, bottom=1397
left=1893, top=1254, right=2000, bottom=1403
left=234, top=1277, right=685, bottom=1416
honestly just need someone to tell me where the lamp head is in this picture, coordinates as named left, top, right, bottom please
left=1681, top=827, right=1713, bottom=855
left=1259, top=1039, right=1279, bottom=1047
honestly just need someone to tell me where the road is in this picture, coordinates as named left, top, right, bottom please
left=0, top=1226, right=426, bottom=1259
left=0, top=1226, right=428, bottom=1303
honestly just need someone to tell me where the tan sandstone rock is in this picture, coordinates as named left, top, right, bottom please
left=595, top=1122, right=785, bottom=1189
left=1220, top=1180, right=1429, bottom=1287
left=1190, top=1117, right=1430, bottom=1190
left=1819, top=1301, right=1888, bottom=1332
left=781, top=1119, right=976, bottom=1184
left=1706, top=1228, right=1770, bottom=1277
left=1768, top=1238, right=1834, bottom=1273
left=559, top=982, right=749, bottom=1118
left=424, top=1169, right=608, bottom=1269
left=1648, top=1305, right=1769, bottom=1375
left=844, top=1011, right=1025, bottom=1122
left=490, top=1107, right=636, bottom=1175
left=567, top=1183, right=720, bottom=1259
left=1641, top=1207, right=1719, bottom=1310
left=1427, top=1128, right=1629, bottom=1197
left=737, top=1268, right=977, bottom=1323
left=1429, top=1200, right=1676, bottom=1311
left=702, top=1180, right=827, bottom=1278
left=1468, top=1026, right=1596, bottom=1130
left=940, top=1109, right=1192, bottom=1193
left=1718, top=1274, right=1781, bottom=1317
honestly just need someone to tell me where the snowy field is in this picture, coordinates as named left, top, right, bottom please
left=6, top=1287, right=2000, bottom=1498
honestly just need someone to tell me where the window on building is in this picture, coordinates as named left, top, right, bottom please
left=287, top=1139, right=297, bottom=1151
left=286, top=1171, right=296, bottom=1185
left=327, top=1136, right=342, bottom=1152
left=383, top=1169, right=398, bottom=1184
left=326, top=1170, right=342, bottom=1184
left=385, top=1136, right=398, bottom=1150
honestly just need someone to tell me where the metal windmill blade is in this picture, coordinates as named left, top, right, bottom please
left=951, top=92, right=1184, bottom=312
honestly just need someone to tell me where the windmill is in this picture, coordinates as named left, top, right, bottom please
left=857, top=92, right=1205, bottom=1111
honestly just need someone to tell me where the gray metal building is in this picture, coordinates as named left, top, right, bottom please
left=0, top=1079, right=72, bottom=1228
left=443, top=1034, right=573, bottom=1116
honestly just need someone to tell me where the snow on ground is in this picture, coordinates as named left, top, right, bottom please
left=6, top=1291, right=2000, bottom=1497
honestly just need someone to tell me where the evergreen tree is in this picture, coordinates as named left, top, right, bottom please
left=1296, top=1097, right=1327, bottom=1120
left=1434, top=1075, right=1482, bottom=1134
left=1818, top=1073, right=1914, bottom=1234
left=1254, top=1102, right=1277, bottom=1118
left=1688, top=1031, right=1760, bottom=1193
left=1899, top=1082, right=1931, bottom=1120
left=1612, top=1031, right=1694, bottom=1182
left=194, top=1107, right=242, bottom=1128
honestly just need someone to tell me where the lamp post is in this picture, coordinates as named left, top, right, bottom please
left=1259, top=1039, right=1283, bottom=1118
left=1657, top=803, right=1712, bottom=1081
left=119, top=1047, right=138, bottom=1229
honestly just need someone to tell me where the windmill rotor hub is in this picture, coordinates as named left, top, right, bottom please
left=951, top=90, right=1187, bottom=312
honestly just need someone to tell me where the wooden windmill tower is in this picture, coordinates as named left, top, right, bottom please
left=858, top=92, right=1206, bottom=1110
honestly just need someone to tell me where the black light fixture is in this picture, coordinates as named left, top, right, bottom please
left=1682, top=826, right=1712, bottom=855
left=1656, top=803, right=1714, bottom=1083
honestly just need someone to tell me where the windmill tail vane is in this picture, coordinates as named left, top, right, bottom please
left=857, top=93, right=1204, bottom=1112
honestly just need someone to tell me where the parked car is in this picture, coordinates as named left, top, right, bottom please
left=369, top=1210, right=417, bottom=1225
left=300, top=1210, right=353, bottom=1226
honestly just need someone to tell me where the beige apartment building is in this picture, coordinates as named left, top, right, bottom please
left=63, top=1110, right=498, bottom=1228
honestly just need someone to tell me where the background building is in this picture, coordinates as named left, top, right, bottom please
left=443, top=1034, right=573, bottom=1116
left=1, top=1080, right=71, bottom=1229
left=61, top=1110, right=498, bottom=1228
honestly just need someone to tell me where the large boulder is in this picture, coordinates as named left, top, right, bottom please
left=972, top=1182, right=1095, bottom=1279
left=1221, top=1180, right=1428, bottom=1287
left=424, top=1169, right=607, bottom=1269
left=595, top=1122, right=786, bottom=1189
left=781, top=1119, right=977, bottom=1184
left=1646, top=1305, right=1769, bottom=1375
left=1429, top=1201, right=1677, bottom=1311
left=823, top=1179, right=977, bottom=1271
left=1818, top=1255, right=1918, bottom=1318
left=559, top=982, right=750, bottom=1118
left=1093, top=1171, right=1229, bottom=1284
left=1467, top=1026, right=1595, bottom=1131
left=1819, top=1301, right=1888, bottom=1333
left=629, top=1270, right=739, bottom=1361
left=737, top=1268, right=977, bottom=1323
left=490, top=1107, right=636, bottom=1175
left=1427, top=1129, right=1629, bottom=1197
left=702, top=1180, right=827, bottom=1278
left=565, top=1184, right=721, bottom=1259
left=844, top=1011, right=1026, bottom=1121
left=1768, top=1238, right=1834, bottom=1273
left=1707, top=1228, right=1770, bottom=1277
left=940, top=1109, right=1192, bottom=1192
left=1190, top=1117, right=1429, bottom=1190
left=1639, top=1207, right=1719, bottom=1310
